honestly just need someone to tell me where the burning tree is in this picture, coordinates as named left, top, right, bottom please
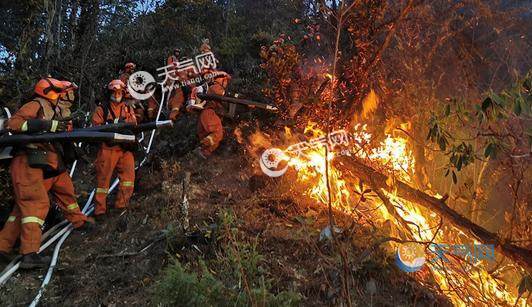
left=253, top=0, right=531, bottom=306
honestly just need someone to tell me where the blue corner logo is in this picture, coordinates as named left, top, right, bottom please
left=396, top=242, right=426, bottom=272
left=396, top=242, right=496, bottom=273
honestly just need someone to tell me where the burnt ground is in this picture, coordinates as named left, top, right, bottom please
left=0, top=118, right=450, bottom=306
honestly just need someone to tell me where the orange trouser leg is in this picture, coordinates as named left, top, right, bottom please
left=0, top=206, right=21, bottom=253
left=198, top=109, right=223, bottom=156
left=168, top=88, right=184, bottom=121
left=8, top=155, right=49, bottom=254
left=94, top=148, right=120, bottom=216
left=114, top=151, right=135, bottom=209
left=45, top=172, right=87, bottom=228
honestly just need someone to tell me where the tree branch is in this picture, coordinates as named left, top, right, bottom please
left=369, top=0, right=416, bottom=69
left=334, top=156, right=532, bottom=272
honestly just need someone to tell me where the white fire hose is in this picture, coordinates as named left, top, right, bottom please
left=27, top=90, right=169, bottom=306
left=0, top=91, right=169, bottom=306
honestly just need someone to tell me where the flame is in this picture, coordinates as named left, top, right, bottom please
left=284, top=126, right=293, bottom=139
left=361, top=89, right=379, bottom=119
left=303, top=121, right=324, bottom=137
left=248, top=130, right=272, bottom=149
left=268, top=122, right=524, bottom=306
left=234, top=127, right=244, bottom=144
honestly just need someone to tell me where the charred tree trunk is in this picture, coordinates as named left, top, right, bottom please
left=334, top=156, right=532, bottom=272
left=43, top=0, right=63, bottom=74
left=68, top=0, right=80, bottom=52
left=74, top=0, right=100, bottom=109
left=11, top=3, right=41, bottom=103
left=74, top=0, right=99, bottom=57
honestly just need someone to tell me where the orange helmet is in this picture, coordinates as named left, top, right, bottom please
left=107, top=79, right=126, bottom=92
left=34, top=78, right=70, bottom=100
left=125, top=62, right=136, bottom=70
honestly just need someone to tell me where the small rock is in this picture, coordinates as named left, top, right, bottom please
left=319, top=225, right=343, bottom=241
left=142, top=214, right=148, bottom=225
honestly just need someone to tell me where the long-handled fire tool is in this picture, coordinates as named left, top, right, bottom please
left=197, top=93, right=278, bottom=112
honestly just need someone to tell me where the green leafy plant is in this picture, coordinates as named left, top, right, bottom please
left=427, top=71, right=531, bottom=184
left=154, top=210, right=301, bottom=306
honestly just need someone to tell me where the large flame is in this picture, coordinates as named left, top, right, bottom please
left=279, top=122, right=524, bottom=306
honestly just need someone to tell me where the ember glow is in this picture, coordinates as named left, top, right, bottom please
left=278, top=122, right=525, bottom=306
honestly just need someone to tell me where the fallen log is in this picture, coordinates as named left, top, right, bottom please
left=334, top=156, right=532, bottom=272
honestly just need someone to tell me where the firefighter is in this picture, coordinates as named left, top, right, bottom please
left=0, top=78, right=94, bottom=268
left=187, top=69, right=231, bottom=158
left=52, top=81, right=97, bottom=227
left=200, top=39, right=212, bottom=54
left=165, top=49, right=187, bottom=121
left=167, top=84, right=185, bottom=122
left=91, top=80, right=137, bottom=220
left=167, top=48, right=181, bottom=71
left=144, top=86, right=183, bottom=122
left=118, top=62, right=136, bottom=84
left=119, top=62, right=146, bottom=123
left=146, top=94, right=159, bottom=121
left=145, top=48, right=185, bottom=121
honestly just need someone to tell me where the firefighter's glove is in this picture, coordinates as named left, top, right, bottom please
left=25, top=119, right=69, bottom=133
left=200, top=135, right=214, bottom=147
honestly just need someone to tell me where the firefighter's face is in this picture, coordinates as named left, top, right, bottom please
left=111, top=90, right=123, bottom=103
left=61, top=90, right=76, bottom=103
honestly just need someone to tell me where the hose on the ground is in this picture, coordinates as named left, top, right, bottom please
left=25, top=89, right=168, bottom=306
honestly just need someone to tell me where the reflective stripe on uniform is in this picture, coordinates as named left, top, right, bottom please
left=21, top=216, right=45, bottom=226
left=121, top=181, right=134, bottom=187
left=7, top=216, right=16, bottom=222
left=21, top=121, right=28, bottom=132
left=67, top=203, right=79, bottom=210
left=50, top=120, right=58, bottom=132
left=96, top=187, right=109, bottom=194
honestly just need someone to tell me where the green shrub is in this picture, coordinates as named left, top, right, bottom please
left=154, top=209, right=301, bottom=306
left=154, top=259, right=300, bottom=307
left=154, top=260, right=227, bottom=306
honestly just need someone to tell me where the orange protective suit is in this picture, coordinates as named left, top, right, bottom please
left=197, top=70, right=231, bottom=156
left=166, top=55, right=194, bottom=79
left=146, top=96, right=159, bottom=121
left=168, top=87, right=185, bottom=121
left=0, top=99, right=88, bottom=255
left=91, top=100, right=137, bottom=216
left=119, top=71, right=147, bottom=123
left=144, top=87, right=184, bottom=122
left=119, top=72, right=130, bottom=84
left=164, top=55, right=188, bottom=121
left=166, top=55, right=179, bottom=80
left=133, top=105, right=145, bottom=123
